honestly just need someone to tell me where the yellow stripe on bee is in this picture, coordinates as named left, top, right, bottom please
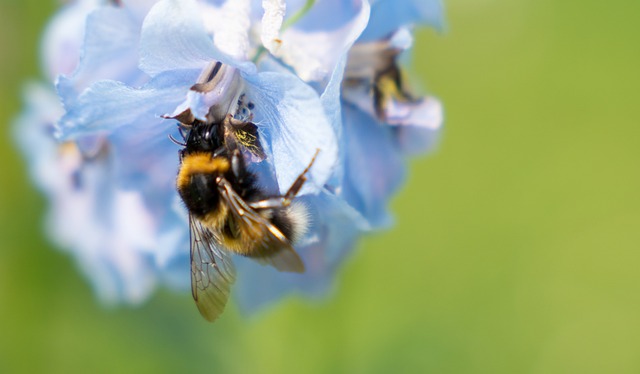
left=177, top=153, right=229, bottom=190
left=377, top=74, right=409, bottom=102
left=209, top=211, right=278, bottom=256
left=200, top=203, right=229, bottom=234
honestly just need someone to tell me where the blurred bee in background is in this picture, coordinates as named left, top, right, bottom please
left=174, top=109, right=318, bottom=322
left=343, top=32, right=417, bottom=121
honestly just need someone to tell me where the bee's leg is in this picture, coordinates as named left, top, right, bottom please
left=178, top=149, right=185, bottom=163
left=212, top=145, right=228, bottom=159
left=229, top=148, right=245, bottom=181
left=249, top=149, right=320, bottom=210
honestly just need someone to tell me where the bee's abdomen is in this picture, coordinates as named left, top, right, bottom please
left=272, top=202, right=309, bottom=244
left=178, top=173, right=220, bottom=218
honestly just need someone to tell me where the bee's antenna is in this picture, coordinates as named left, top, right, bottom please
left=169, top=134, right=186, bottom=146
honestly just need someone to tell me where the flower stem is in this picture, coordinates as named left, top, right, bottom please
left=282, top=0, right=316, bottom=31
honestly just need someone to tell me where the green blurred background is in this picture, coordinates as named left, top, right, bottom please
left=1, top=0, right=639, bottom=372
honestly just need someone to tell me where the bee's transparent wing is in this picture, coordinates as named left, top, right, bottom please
left=218, top=179, right=305, bottom=273
left=190, top=215, right=236, bottom=322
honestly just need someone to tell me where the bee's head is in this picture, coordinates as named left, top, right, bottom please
left=183, top=120, right=223, bottom=155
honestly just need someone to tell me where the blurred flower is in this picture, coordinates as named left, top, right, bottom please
left=15, top=0, right=188, bottom=302
left=15, top=0, right=445, bottom=314
left=337, top=0, right=445, bottom=228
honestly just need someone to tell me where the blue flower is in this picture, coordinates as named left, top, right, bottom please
left=334, top=1, right=445, bottom=228
left=14, top=80, right=193, bottom=303
left=50, top=0, right=351, bottom=308
left=14, top=0, right=183, bottom=303
left=57, top=0, right=338, bottom=197
left=16, top=0, right=445, bottom=315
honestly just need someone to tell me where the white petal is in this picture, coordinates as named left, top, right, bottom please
left=202, top=0, right=252, bottom=61
left=386, top=96, right=443, bottom=130
left=390, top=97, right=444, bottom=155
left=261, top=0, right=286, bottom=54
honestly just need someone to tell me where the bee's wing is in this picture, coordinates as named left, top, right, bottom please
left=189, top=215, right=236, bottom=322
left=218, top=179, right=305, bottom=273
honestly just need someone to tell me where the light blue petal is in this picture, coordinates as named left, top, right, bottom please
left=320, top=55, right=347, bottom=133
left=155, top=200, right=190, bottom=292
left=41, top=0, right=98, bottom=80
left=121, top=0, right=158, bottom=20
left=139, top=0, right=255, bottom=76
left=13, top=83, right=64, bottom=194
left=73, top=228, right=158, bottom=305
left=32, top=138, right=162, bottom=305
left=159, top=250, right=190, bottom=292
left=243, top=71, right=338, bottom=195
left=109, top=119, right=179, bottom=197
left=395, top=122, right=442, bottom=156
left=56, top=69, right=199, bottom=139
left=359, top=0, right=445, bottom=42
left=320, top=54, right=348, bottom=188
left=139, top=0, right=218, bottom=76
left=69, top=6, right=143, bottom=91
left=287, top=0, right=362, bottom=31
left=53, top=3, right=144, bottom=110
left=234, top=191, right=368, bottom=313
left=205, top=0, right=227, bottom=6
left=277, top=0, right=370, bottom=82
left=341, top=104, right=406, bottom=228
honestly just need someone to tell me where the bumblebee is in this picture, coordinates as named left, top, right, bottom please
left=175, top=114, right=316, bottom=322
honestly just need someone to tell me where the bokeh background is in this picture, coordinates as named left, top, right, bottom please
left=1, top=0, right=639, bottom=372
